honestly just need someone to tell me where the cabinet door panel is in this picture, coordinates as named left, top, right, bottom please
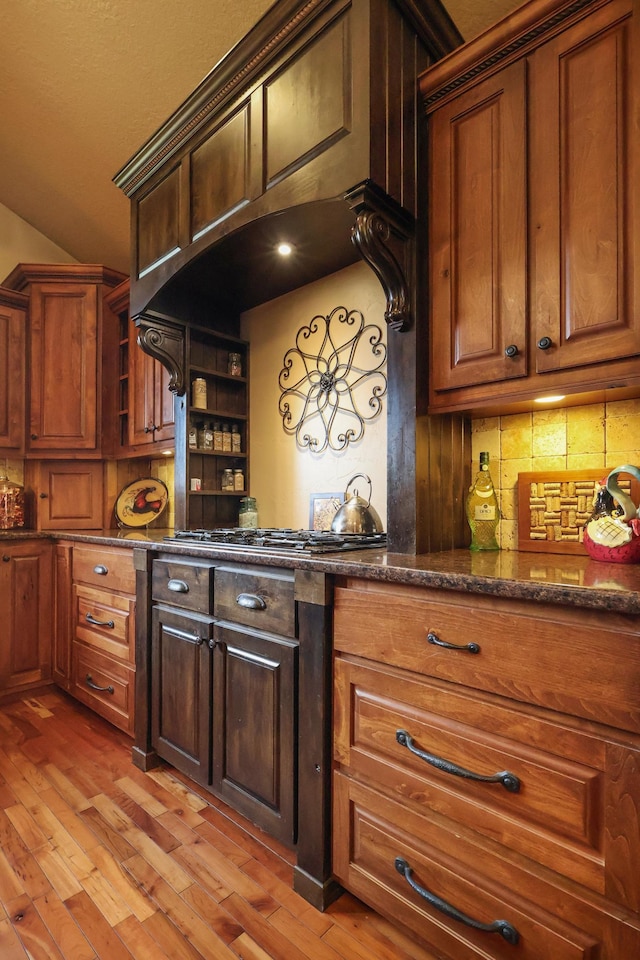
left=531, top=1, right=639, bottom=371
left=29, top=283, right=98, bottom=450
left=0, top=298, right=25, bottom=451
left=151, top=605, right=214, bottom=785
left=212, top=623, right=297, bottom=845
left=0, top=542, right=52, bottom=692
left=430, top=61, right=527, bottom=392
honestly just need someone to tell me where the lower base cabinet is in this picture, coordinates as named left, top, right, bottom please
left=332, top=577, right=640, bottom=959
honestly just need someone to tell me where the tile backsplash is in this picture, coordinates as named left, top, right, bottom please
left=471, top=399, right=640, bottom=549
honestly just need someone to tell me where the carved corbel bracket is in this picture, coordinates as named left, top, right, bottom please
left=133, top=311, right=186, bottom=395
left=345, top=180, right=415, bottom=332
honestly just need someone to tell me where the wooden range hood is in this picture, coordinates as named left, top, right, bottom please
left=114, top=0, right=469, bottom=554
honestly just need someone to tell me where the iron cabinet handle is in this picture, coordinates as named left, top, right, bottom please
left=85, top=613, right=115, bottom=629
left=236, top=593, right=267, bottom=610
left=537, top=336, right=553, bottom=350
left=396, top=729, right=520, bottom=793
left=394, top=858, right=519, bottom=945
left=85, top=675, right=114, bottom=695
left=427, top=631, right=479, bottom=654
left=93, top=564, right=108, bottom=575
left=2, top=556, right=9, bottom=562
left=168, top=579, right=189, bottom=593
left=504, top=344, right=519, bottom=358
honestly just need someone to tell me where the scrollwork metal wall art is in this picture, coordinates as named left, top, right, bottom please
left=278, top=306, right=387, bottom=453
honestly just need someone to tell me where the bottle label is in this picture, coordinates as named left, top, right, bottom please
left=474, top=503, right=497, bottom=520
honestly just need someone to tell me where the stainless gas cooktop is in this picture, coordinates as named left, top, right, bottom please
left=164, top=527, right=386, bottom=554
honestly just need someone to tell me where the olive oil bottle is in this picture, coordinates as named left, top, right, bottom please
left=465, top=452, right=500, bottom=551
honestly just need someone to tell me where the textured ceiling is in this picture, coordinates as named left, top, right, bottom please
left=0, top=0, right=520, bottom=274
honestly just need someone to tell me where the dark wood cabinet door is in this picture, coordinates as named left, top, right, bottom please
left=0, top=541, right=53, bottom=693
left=429, top=60, right=527, bottom=394
left=212, top=622, right=297, bottom=846
left=0, top=293, right=26, bottom=452
left=151, top=605, right=214, bottom=785
left=530, top=0, right=639, bottom=374
left=28, top=282, right=98, bottom=451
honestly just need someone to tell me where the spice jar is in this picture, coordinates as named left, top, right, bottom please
left=228, top=352, right=242, bottom=376
left=0, top=472, right=25, bottom=529
left=191, top=377, right=207, bottom=409
left=239, top=497, right=258, bottom=527
left=221, top=468, right=234, bottom=491
left=231, top=424, right=241, bottom=453
left=233, top=468, right=244, bottom=491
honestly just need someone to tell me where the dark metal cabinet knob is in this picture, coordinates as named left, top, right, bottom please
left=2, top=556, right=10, bottom=563
left=504, top=344, right=519, bottom=358
left=39, top=492, right=48, bottom=499
left=537, top=336, right=553, bottom=350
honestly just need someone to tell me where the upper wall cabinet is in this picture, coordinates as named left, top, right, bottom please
left=114, top=0, right=461, bottom=319
left=0, top=287, right=27, bottom=453
left=2, top=264, right=126, bottom=457
left=421, top=0, right=640, bottom=413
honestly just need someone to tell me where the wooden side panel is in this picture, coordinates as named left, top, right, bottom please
left=29, top=283, right=98, bottom=450
left=0, top=297, right=25, bottom=451
left=53, top=541, right=73, bottom=688
left=531, top=1, right=639, bottom=371
left=137, top=166, right=181, bottom=276
left=264, top=13, right=351, bottom=186
left=429, top=60, right=527, bottom=392
left=191, top=105, right=251, bottom=238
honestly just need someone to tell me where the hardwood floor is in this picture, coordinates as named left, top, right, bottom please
left=0, top=691, right=442, bottom=960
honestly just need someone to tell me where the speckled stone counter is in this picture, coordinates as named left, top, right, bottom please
left=4, top=528, right=640, bottom=616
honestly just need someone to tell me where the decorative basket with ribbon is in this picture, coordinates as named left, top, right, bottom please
left=583, top=465, right=640, bottom=563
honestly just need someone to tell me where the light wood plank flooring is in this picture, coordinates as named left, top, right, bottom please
left=0, top=690, right=441, bottom=960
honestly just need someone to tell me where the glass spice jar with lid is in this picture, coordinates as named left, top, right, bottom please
left=239, top=497, right=258, bottom=527
left=228, top=352, right=242, bottom=376
left=221, top=468, right=234, bottom=491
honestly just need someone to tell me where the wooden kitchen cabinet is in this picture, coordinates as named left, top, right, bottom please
left=62, top=542, right=137, bottom=734
left=1, top=263, right=126, bottom=456
left=0, top=288, right=27, bottom=452
left=25, top=460, right=104, bottom=530
left=332, top=577, right=640, bottom=958
left=0, top=539, right=53, bottom=696
left=422, top=0, right=640, bottom=413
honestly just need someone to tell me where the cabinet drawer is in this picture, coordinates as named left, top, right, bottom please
left=334, top=772, right=639, bottom=960
left=73, top=544, right=135, bottom=594
left=334, top=656, right=640, bottom=901
left=333, top=580, right=640, bottom=732
left=74, top=584, right=134, bottom=663
left=152, top=558, right=216, bottom=613
left=72, top=643, right=134, bottom=735
left=214, top=565, right=295, bottom=637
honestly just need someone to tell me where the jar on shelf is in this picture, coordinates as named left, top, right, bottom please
left=221, top=468, right=234, bottom=491
left=192, top=377, right=207, bottom=409
left=203, top=423, right=214, bottom=451
left=0, top=472, right=25, bottom=529
left=231, top=424, right=241, bottom=453
left=239, top=497, right=258, bottom=527
left=228, top=352, right=242, bottom=376
left=222, top=423, right=232, bottom=452
left=188, top=423, right=198, bottom=448
left=233, top=468, right=244, bottom=491
left=213, top=422, right=223, bottom=450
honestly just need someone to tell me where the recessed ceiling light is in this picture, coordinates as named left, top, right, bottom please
left=533, top=395, right=566, bottom=404
left=277, top=242, right=293, bottom=256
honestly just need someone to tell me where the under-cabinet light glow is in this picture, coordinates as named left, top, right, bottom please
left=161, top=449, right=173, bottom=456
left=533, top=395, right=566, bottom=404
left=277, top=242, right=293, bottom=257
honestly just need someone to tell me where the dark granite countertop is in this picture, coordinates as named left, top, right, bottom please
left=3, top=528, right=640, bottom=615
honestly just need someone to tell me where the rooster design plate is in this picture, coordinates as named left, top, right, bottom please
left=115, top=477, right=169, bottom=527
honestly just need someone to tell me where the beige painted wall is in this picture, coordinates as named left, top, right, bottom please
left=472, top=400, right=640, bottom=549
left=241, top=261, right=388, bottom=530
left=0, top=202, right=77, bottom=281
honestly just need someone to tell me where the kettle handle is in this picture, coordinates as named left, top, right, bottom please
left=606, top=465, right=640, bottom=521
left=344, top=473, right=372, bottom=506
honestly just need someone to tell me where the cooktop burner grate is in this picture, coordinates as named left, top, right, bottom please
left=164, top=527, right=386, bottom=554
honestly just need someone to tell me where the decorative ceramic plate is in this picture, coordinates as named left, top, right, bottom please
left=115, top=477, right=169, bottom=527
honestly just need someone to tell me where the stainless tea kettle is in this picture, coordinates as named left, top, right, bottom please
left=331, top=474, right=383, bottom=535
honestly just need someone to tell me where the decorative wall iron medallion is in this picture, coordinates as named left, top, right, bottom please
left=278, top=307, right=387, bottom=453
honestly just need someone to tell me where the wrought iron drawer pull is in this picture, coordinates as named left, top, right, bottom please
left=427, top=631, right=479, bottom=654
left=85, top=613, right=115, bottom=629
left=85, top=675, right=114, bottom=695
left=167, top=579, right=189, bottom=593
left=236, top=593, right=267, bottom=610
left=93, top=564, right=108, bottom=575
left=394, top=857, right=519, bottom=945
left=396, top=730, right=520, bottom=793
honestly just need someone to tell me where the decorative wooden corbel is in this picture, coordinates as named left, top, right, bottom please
left=345, top=180, right=415, bottom=332
left=133, top=311, right=186, bottom=395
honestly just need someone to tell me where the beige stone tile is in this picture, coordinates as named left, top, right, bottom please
left=501, top=413, right=532, bottom=432
left=567, top=402, right=604, bottom=422
left=500, top=458, right=532, bottom=491
left=605, top=398, right=640, bottom=418
left=499, top=519, right=517, bottom=550
left=605, top=451, right=640, bottom=469
left=605, top=414, right=640, bottom=453
left=471, top=416, right=501, bottom=433
left=531, top=456, right=567, bottom=472
left=567, top=418, right=605, bottom=455
left=499, top=489, right=517, bottom=521
left=501, top=422, right=532, bottom=460
left=531, top=407, right=567, bottom=426
left=567, top=453, right=605, bottom=471
left=471, top=427, right=500, bottom=463
left=532, top=423, right=567, bottom=458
